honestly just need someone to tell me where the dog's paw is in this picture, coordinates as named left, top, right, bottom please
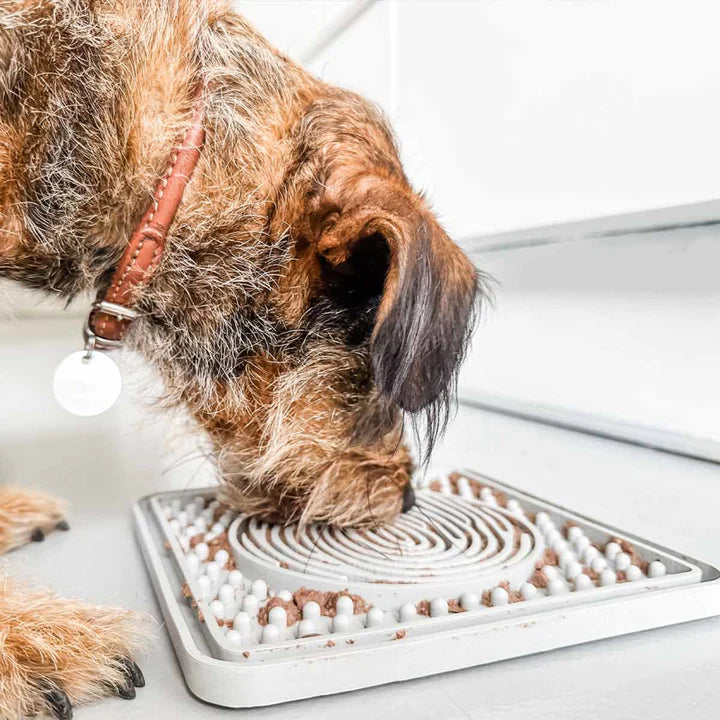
left=0, top=575, right=150, bottom=718
left=0, top=486, right=69, bottom=553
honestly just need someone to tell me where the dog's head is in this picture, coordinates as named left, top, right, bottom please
left=137, top=23, right=486, bottom=528
left=196, top=89, right=485, bottom=527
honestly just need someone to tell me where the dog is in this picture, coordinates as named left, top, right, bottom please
left=0, top=1, right=484, bottom=716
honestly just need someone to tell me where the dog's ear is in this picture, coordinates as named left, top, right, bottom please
left=369, top=208, right=479, bottom=414
left=313, top=178, right=481, bottom=414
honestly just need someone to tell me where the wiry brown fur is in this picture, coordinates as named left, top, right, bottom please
left=0, top=1, right=484, bottom=714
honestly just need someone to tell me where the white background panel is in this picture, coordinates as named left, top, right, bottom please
left=304, top=1, right=720, bottom=237
left=461, top=229, right=720, bottom=442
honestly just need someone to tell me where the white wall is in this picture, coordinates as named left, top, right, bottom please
left=460, top=228, right=720, bottom=448
left=301, top=0, right=720, bottom=238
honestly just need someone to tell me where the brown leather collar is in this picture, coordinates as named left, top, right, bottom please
left=85, top=94, right=206, bottom=349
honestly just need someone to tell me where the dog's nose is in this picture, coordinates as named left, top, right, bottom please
left=402, top=483, right=416, bottom=513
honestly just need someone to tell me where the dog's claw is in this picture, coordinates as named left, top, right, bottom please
left=44, top=688, right=73, bottom=720
left=56, top=519, right=70, bottom=531
left=116, top=677, right=136, bottom=700
left=121, top=657, right=145, bottom=688
left=31, top=527, right=45, bottom=542
left=105, top=657, right=144, bottom=699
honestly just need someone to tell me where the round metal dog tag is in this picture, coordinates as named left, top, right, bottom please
left=53, top=351, right=122, bottom=417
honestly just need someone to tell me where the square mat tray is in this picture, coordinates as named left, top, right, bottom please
left=133, top=470, right=720, bottom=707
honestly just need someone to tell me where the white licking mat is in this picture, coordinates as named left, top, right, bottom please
left=133, top=470, right=720, bottom=708
left=229, top=483, right=541, bottom=605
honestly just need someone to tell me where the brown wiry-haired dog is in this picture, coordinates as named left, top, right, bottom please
left=0, top=0, right=485, bottom=716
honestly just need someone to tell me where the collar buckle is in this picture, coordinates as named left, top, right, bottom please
left=83, top=301, right=137, bottom=356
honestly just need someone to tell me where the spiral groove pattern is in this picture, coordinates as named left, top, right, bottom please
left=229, top=489, right=544, bottom=604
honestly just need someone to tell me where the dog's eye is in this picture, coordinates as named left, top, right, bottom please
left=321, top=213, right=339, bottom=233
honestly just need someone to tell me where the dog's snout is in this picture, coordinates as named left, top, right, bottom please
left=401, top=483, right=416, bottom=513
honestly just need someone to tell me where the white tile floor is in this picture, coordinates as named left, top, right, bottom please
left=1, top=317, right=719, bottom=719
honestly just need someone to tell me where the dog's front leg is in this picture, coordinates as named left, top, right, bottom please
left=0, top=489, right=149, bottom=717
left=0, top=486, right=69, bottom=553
left=0, top=573, right=148, bottom=719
